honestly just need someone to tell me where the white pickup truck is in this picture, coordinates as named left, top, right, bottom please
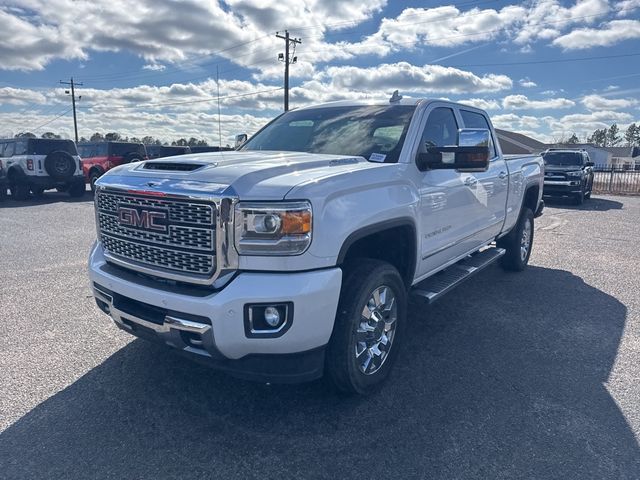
left=89, top=97, right=544, bottom=394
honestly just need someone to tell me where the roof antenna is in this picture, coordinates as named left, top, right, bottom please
left=389, top=90, right=402, bottom=103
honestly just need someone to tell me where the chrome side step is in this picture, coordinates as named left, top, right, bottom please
left=411, top=247, right=505, bottom=304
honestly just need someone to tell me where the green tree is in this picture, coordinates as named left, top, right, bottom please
left=625, top=123, right=640, bottom=147
left=566, top=133, right=580, bottom=144
left=90, top=132, right=104, bottom=142
left=41, top=131, right=61, bottom=139
left=14, top=132, right=36, bottom=138
left=104, top=132, right=121, bottom=142
left=172, top=138, right=188, bottom=146
left=606, top=123, right=621, bottom=146
left=588, top=128, right=607, bottom=146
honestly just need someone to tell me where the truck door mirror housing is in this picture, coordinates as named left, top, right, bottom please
left=235, top=134, right=248, bottom=148
left=416, top=128, right=491, bottom=172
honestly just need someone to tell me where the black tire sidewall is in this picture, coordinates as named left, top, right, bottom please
left=327, top=260, right=407, bottom=395
left=44, top=151, right=76, bottom=180
left=10, top=182, right=29, bottom=200
left=89, top=171, right=101, bottom=192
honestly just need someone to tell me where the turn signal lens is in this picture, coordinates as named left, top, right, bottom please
left=281, top=211, right=311, bottom=235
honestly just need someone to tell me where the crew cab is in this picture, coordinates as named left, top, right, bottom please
left=78, top=141, right=148, bottom=192
left=0, top=138, right=85, bottom=199
left=542, top=148, right=594, bottom=204
left=88, top=97, right=544, bottom=394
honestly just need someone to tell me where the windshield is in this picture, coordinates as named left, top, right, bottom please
left=27, top=139, right=77, bottom=155
left=241, top=105, right=416, bottom=163
left=543, top=152, right=582, bottom=166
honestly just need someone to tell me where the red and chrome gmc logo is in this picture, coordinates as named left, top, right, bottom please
left=117, top=206, right=168, bottom=233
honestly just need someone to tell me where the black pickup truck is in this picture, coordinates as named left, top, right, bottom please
left=542, top=149, right=594, bottom=204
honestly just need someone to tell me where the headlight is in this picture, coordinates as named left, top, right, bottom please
left=234, top=201, right=312, bottom=255
left=566, top=171, right=582, bottom=177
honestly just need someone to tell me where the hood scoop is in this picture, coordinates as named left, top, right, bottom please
left=142, top=162, right=207, bottom=172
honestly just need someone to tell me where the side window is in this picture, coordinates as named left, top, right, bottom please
left=420, top=107, right=458, bottom=151
left=14, top=140, right=27, bottom=156
left=460, top=110, right=497, bottom=158
left=0, top=143, right=5, bottom=157
left=3, top=141, right=14, bottom=158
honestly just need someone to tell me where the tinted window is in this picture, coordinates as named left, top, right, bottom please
left=543, top=152, right=583, bottom=166
left=2, top=142, right=14, bottom=157
left=109, top=143, right=146, bottom=157
left=27, top=139, right=77, bottom=155
left=420, top=107, right=458, bottom=150
left=79, top=143, right=108, bottom=157
left=241, top=105, right=416, bottom=163
left=460, top=110, right=496, bottom=157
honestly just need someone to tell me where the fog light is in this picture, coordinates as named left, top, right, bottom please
left=264, top=306, right=281, bottom=327
left=244, top=302, right=293, bottom=337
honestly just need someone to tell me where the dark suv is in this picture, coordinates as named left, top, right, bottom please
left=78, top=142, right=148, bottom=192
left=145, top=145, right=191, bottom=159
left=542, top=149, right=594, bottom=204
left=0, top=138, right=85, bottom=199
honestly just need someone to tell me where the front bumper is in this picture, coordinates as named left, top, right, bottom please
left=89, top=243, right=342, bottom=383
left=543, top=180, right=582, bottom=195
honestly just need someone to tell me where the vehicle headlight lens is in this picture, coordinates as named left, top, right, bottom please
left=566, top=171, right=582, bottom=177
left=234, top=201, right=312, bottom=255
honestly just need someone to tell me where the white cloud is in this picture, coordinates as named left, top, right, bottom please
left=324, top=62, right=513, bottom=93
left=616, top=0, right=640, bottom=16
left=459, top=98, right=501, bottom=110
left=502, top=94, right=575, bottom=109
left=581, top=94, right=638, bottom=110
left=0, top=87, right=48, bottom=106
left=143, top=64, right=166, bottom=71
left=492, top=113, right=542, bottom=130
left=553, top=19, right=640, bottom=49
left=519, top=78, right=537, bottom=88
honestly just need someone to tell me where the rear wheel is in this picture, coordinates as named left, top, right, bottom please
left=10, top=182, right=29, bottom=200
left=326, top=259, right=407, bottom=395
left=498, top=208, right=534, bottom=272
left=31, top=186, right=45, bottom=197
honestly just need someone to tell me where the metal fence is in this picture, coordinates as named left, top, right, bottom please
left=592, top=166, right=640, bottom=195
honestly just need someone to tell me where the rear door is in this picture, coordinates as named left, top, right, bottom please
left=459, top=109, right=508, bottom=240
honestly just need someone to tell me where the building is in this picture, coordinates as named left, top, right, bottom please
left=495, top=129, right=547, bottom=155
left=601, top=146, right=640, bottom=170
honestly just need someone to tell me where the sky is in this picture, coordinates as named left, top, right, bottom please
left=0, top=0, right=639, bottom=145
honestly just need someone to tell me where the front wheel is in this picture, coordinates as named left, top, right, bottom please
left=326, top=259, right=407, bottom=395
left=10, top=182, right=29, bottom=200
left=89, top=171, right=101, bottom=193
left=498, top=208, right=534, bottom=272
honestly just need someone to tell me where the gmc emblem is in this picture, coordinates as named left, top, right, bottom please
left=117, top=205, right=168, bottom=233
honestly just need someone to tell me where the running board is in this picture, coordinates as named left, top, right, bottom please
left=411, top=247, right=505, bottom=304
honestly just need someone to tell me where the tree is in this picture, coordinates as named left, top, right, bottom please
left=566, top=133, right=580, bottom=144
left=606, top=124, right=621, bottom=146
left=172, top=138, right=188, bottom=146
left=14, top=132, right=36, bottom=138
left=90, top=132, right=104, bottom=142
left=104, top=132, right=121, bottom=142
left=625, top=123, right=640, bottom=147
left=41, top=131, right=61, bottom=139
left=588, top=128, right=607, bottom=146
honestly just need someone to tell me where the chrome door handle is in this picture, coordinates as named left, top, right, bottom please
left=464, top=177, right=478, bottom=187
left=498, top=171, right=507, bottom=179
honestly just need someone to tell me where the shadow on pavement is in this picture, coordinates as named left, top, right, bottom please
left=0, top=189, right=92, bottom=208
left=544, top=195, right=624, bottom=211
left=1, top=266, right=638, bottom=479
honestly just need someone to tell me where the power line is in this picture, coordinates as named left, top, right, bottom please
left=448, top=52, right=640, bottom=68
left=31, top=107, right=73, bottom=132
left=60, top=78, right=83, bottom=142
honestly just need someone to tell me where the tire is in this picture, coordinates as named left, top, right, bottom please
left=0, top=184, right=7, bottom=201
left=67, top=180, right=86, bottom=198
left=31, top=186, right=45, bottom=197
left=575, top=183, right=585, bottom=205
left=325, top=259, right=407, bottom=395
left=89, top=170, right=101, bottom=193
left=56, top=186, right=68, bottom=193
left=10, top=182, right=30, bottom=200
left=44, top=151, right=76, bottom=180
left=498, top=208, right=534, bottom=272
left=124, top=153, right=143, bottom=164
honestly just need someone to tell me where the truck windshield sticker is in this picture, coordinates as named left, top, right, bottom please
left=369, top=153, right=386, bottom=162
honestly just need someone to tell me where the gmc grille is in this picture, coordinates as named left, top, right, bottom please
left=96, top=190, right=216, bottom=279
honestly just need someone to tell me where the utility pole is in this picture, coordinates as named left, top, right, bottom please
left=60, top=77, right=82, bottom=143
left=276, top=31, right=301, bottom=111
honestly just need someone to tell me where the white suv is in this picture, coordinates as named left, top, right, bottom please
left=0, top=138, right=85, bottom=199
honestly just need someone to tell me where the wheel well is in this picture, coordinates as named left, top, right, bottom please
left=523, top=185, right=539, bottom=213
left=338, top=221, right=416, bottom=287
left=7, top=166, right=26, bottom=182
left=89, top=166, right=103, bottom=177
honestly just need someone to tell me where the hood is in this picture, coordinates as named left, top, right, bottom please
left=98, top=150, right=385, bottom=199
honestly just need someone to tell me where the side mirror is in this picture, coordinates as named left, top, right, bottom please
left=235, top=133, right=248, bottom=148
left=416, top=128, right=491, bottom=172
left=586, top=161, right=594, bottom=167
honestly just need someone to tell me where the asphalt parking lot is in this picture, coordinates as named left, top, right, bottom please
left=1, top=192, right=639, bottom=479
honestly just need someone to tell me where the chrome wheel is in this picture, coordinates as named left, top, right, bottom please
left=520, top=218, right=532, bottom=262
left=355, top=285, right=398, bottom=375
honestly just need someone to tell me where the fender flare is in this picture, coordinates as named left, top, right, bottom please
left=336, top=217, right=418, bottom=282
